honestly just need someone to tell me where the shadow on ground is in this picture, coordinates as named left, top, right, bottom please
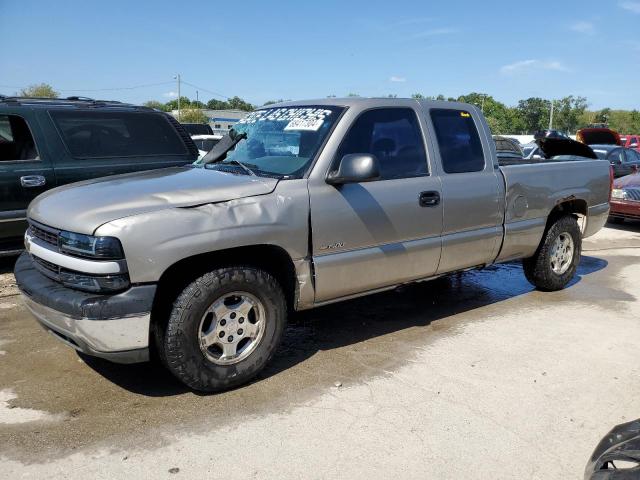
left=82, top=256, right=608, bottom=397
left=0, top=255, right=18, bottom=274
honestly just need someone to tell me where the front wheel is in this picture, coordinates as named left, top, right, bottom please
left=159, top=267, right=287, bottom=392
left=523, top=215, right=581, bottom=291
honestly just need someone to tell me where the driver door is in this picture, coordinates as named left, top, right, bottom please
left=308, top=107, right=443, bottom=303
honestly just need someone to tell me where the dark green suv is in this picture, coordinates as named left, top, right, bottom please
left=0, top=96, right=198, bottom=253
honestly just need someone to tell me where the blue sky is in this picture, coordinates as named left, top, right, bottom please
left=1, top=0, right=639, bottom=109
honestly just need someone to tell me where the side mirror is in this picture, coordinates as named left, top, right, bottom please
left=326, top=154, right=380, bottom=185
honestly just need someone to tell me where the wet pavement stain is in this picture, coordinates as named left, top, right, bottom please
left=0, top=248, right=634, bottom=464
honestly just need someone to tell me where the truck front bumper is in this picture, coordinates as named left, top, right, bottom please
left=14, top=252, right=155, bottom=364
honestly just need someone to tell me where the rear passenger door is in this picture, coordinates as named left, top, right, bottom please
left=45, top=109, right=196, bottom=186
left=0, top=112, right=55, bottom=242
left=427, top=107, right=503, bottom=274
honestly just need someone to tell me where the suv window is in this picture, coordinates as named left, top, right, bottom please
left=430, top=109, right=484, bottom=173
left=50, top=110, right=189, bottom=159
left=0, top=114, right=39, bottom=161
left=335, top=108, right=427, bottom=180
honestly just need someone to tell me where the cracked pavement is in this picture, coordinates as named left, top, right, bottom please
left=1, top=224, right=640, bottom=479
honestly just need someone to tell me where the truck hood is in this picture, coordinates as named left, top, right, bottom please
left=28, top=167, right=279, bottom=234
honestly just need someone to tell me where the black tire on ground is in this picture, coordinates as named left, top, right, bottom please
left=608, top=216, right=624, bottom=224
left=522, top=215, right=582, bottom=291
left=159, top=267, right=287, bottom=392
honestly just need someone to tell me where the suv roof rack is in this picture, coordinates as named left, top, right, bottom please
left=0, top=96, right=152, bottom=110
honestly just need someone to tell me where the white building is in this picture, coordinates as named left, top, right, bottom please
left=171, top=109, right=248, bottom=135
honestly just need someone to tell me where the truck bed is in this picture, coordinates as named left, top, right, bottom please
left=496, top=159, right=611, bottom=262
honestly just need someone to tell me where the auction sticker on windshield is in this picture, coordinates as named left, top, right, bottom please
left=238, top=107, right=333, bottom=132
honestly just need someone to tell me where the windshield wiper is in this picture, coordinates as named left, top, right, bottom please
left=200, top=128, right=247, bottom=164
left=223, top=159, right=256, bottom=176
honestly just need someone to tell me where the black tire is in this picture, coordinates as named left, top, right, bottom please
left=522, top=215, right=581, bottom=291
left=608, top=216, right=624, bottom=225
left=159, top=267, right=287, bottom=392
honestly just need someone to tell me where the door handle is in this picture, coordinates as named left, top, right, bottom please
left=20, top=175, right=46, bottom=188
left=419, top=191, right=440, bottom=207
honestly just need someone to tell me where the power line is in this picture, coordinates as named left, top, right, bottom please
left=0, top=80, right=174, bottom=93
left=181, top=81, right=229, bottom=100
left=1, top=78, right=231, bottom=100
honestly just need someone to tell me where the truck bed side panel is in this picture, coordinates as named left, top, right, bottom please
left=497, top=160, right=610, bottom=262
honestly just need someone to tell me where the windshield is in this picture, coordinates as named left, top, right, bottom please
left=198, top=106, right=344, bottom=178
left=522, top=145, right=536, bottom=156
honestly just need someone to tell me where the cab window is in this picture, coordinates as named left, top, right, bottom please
left=335, top=108, right=428, bottom=180
left=430, top=109, right=484, bottom=173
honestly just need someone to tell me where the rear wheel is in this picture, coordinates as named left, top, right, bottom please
left=523, top=215, right=581, bottom=291
left=608, top=216, right=624, bottom=224
left=159, top=267, right=287, bottom=392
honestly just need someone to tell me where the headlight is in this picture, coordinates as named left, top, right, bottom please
left=58, top=270, right=130, bottom=293
left=611, top=188, right=628, bottom=200
left=58, top=231, right=124, bottom=259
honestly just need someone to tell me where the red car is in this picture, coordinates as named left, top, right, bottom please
left=619, top=134, right=640, bottom=153
left=610, top=172, right=640, bottom=222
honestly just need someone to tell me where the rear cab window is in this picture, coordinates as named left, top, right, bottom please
left=0, top=114, right=40, bottom=161
left=430, top=109, right=485, bottom=173
left=49, top=110, right=190, bottom=159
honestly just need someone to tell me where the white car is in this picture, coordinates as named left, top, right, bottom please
left=192, top=134, right=223, bottom=159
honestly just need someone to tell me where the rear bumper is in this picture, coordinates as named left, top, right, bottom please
left=14, top=252, right=154, bottom=364
left=609, top=199, right=640, bottom=220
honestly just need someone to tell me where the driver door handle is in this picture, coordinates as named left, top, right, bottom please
left=20, top=175, right=46, bottom=188
left=419, top=191, right=440, bottom=207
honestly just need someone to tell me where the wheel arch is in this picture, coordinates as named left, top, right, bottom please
left=150, top=244, right=299, bottom=337
left=545, top=198, right=588, bottom=233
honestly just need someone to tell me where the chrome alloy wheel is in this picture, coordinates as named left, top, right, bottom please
left=550, top=232, right=574, bottom=275
left=198, top=291, right=266, bottom=365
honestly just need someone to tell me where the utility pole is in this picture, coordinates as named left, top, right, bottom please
left=481, top=94, right=486, bottom=114
left=549, top=100, right=554, bottom=130
left=196, top=90, right=199, bottom=104
left=174, top=74, right=181, bottom=121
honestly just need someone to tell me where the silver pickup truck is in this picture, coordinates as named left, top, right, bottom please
left=15, top=98, right=611, bottom=392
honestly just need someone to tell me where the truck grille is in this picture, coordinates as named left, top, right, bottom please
left=28, top=222, right=60, bottom=247
left=32, top=255, right=61, bottom=282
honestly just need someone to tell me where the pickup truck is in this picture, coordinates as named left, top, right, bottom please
left=15, top=98, right=611, bottom=392
left=0, top=96, right=198, bottom=254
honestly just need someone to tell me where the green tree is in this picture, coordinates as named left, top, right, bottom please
left=142, top=100, right=169, bottom=111
left=227, top=96, right=254, bottom=111
left=263, top=99, right=286, bottom=106
left=411, top=93, right=425, bottom=99
left=178, top=108, right=208, bottom=123
left=554, top=96, right=588, bottom=134
left=21, top=83, right=58, bottom=98
left=206, top=99, right=229, bottom=110
left=458, top=93, right=513, bottom=134
left=165, top=96, right=193, bottom=111
left=516, top=97, right=551, bottom=133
